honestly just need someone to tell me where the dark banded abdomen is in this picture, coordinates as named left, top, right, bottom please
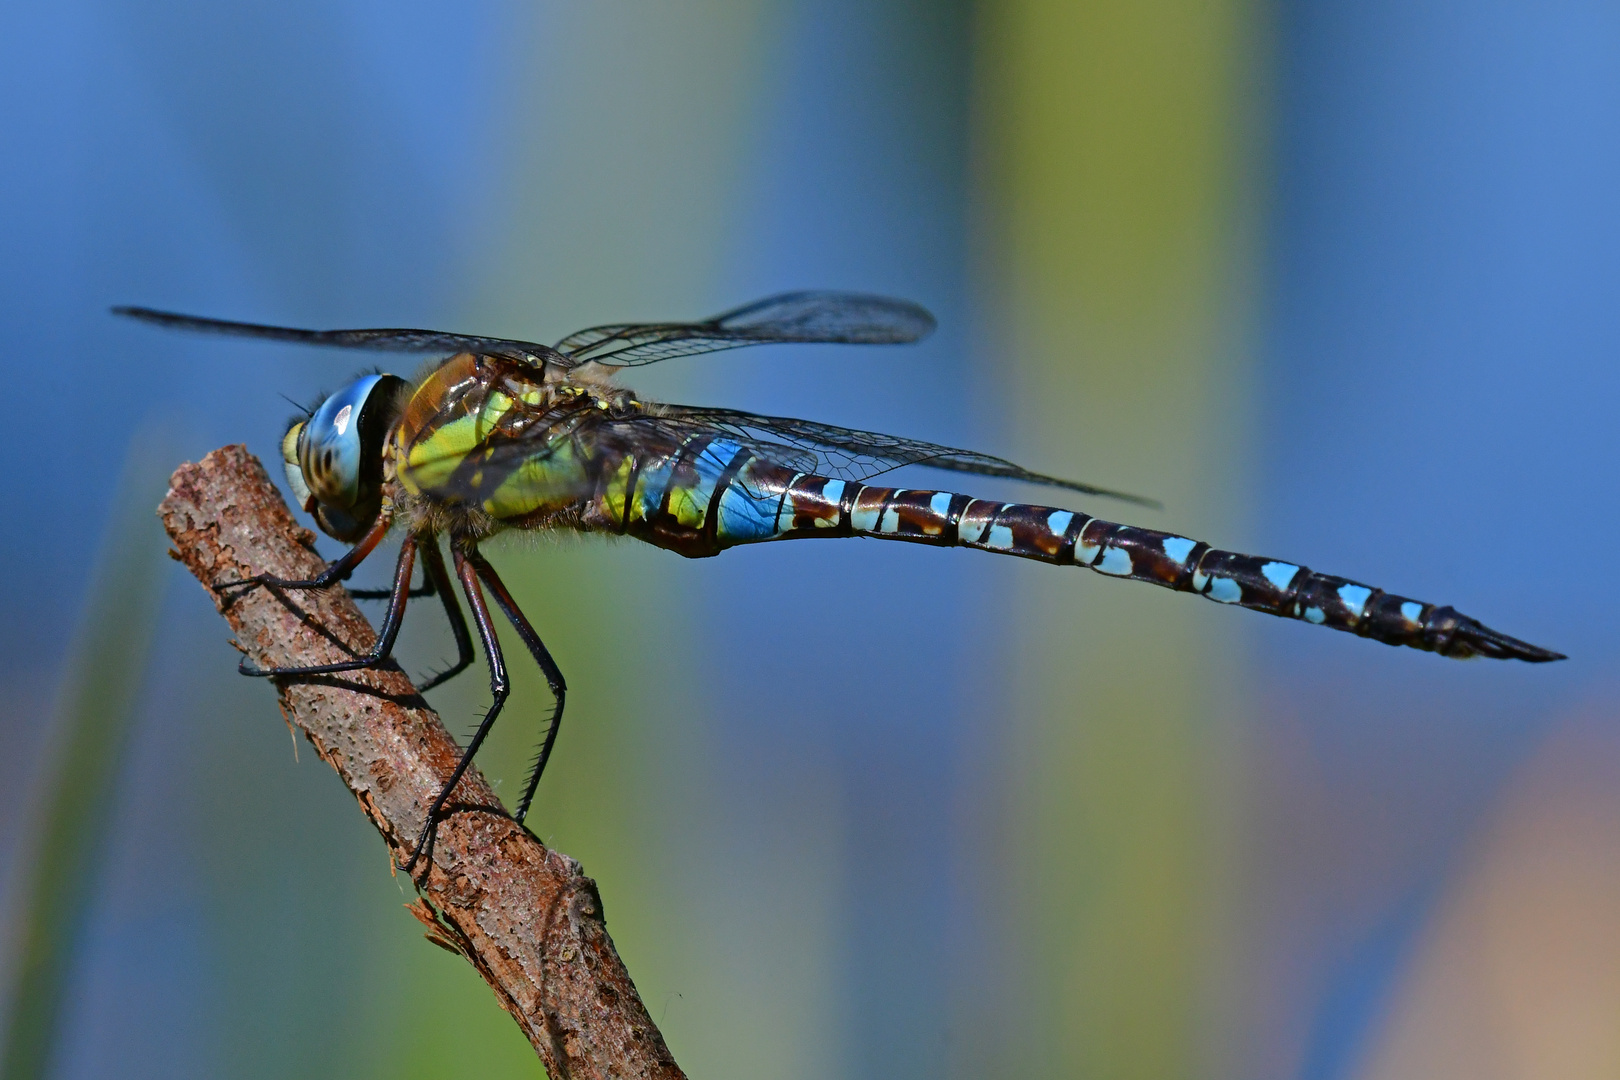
left=645, top=458, right=1558, bottom=661
left=609, top=443, right=1558, bottom=662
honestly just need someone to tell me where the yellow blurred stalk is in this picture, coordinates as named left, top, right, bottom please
left=972, top=1, right=1264, bottom=1076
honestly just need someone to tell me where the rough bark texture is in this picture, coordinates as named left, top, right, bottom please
left=158, top=445, right=684, bottom=1080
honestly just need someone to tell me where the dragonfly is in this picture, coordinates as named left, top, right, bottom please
left=117, top=292, right=1564, bottom=872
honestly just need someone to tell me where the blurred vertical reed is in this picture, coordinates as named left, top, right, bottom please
left=0, top=427, right=171, bottom=1080
left=973, top=0, right=1264, bottom=1076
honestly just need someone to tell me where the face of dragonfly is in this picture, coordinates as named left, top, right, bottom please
left=283, top=373, right=408, bottom=542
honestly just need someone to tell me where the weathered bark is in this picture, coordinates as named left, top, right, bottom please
left=159, top=445, right=684, bottom=1080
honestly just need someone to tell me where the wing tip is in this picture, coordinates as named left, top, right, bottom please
left=1061, top=482, right=1161, bottom=510
left=907, top=304, right=939, bottom=343
left=1118, top=491, right=1164, bottom=511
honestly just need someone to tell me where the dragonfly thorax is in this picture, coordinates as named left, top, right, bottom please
left=283, top=372, right=409, bottom=542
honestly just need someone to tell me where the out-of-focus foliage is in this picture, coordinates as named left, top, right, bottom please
left=1, top=434, right=171, bottom=1080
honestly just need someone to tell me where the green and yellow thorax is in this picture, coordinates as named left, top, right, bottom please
left=386, top=352, right=641, bottom=533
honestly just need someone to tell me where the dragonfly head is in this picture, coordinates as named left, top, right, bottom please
left=282, top=373, right=408, bottom=542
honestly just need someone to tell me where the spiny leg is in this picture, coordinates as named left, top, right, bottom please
left=350, top=532, right=437, bottom=600
left=415, top=538, right=475, bottom=692
left=349, top=571, right=434, bottom=601
left=401, top=541, right=512, bottom=877
left=350, top=584, right=434, bottom=599
left=465, top=548, right=567, bottom=825
left=353, top=538, right=472, bottom=689
left=239, top=535, right=417, bottom=678
left=217, top=514, right=391, bottom=593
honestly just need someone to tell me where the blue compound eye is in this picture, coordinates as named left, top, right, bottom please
left=291, top=372, right=407, bottom=542
left=300, top=374, right=387, bottom=510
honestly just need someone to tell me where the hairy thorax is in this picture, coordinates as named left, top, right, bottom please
left=383, top=352, right=645, bottom=541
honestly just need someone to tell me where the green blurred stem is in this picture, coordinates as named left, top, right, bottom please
left=0, top=431, right=170, bottom=1080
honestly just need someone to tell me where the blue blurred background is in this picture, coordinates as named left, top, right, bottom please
left=2, top=1, right=1617, bottom=1077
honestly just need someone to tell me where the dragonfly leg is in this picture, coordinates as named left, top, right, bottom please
left=217, top=513, right=390, bottom=593
left=238, top=536, right=417, bottom=678
left=350, top=584, right=433, bottom=599
left=465, top=548, right=567, bottom=825
left=414, top=538, right=475, bottom=692
left=350, top=564, right=434, bottom=601
left=400, top=542, right=512, bottom=877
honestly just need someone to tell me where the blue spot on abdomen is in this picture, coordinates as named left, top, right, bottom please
left=1096, top=547, right=1133, bottom=576
left=1161, top=536, right=1196, bottom=565
left=1260, top=561, right=1300, bottom=592
left=1337, top=584, right=1373, bottom=620
left=717, top=484, right=778, bottom=541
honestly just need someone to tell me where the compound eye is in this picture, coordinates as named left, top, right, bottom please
left=282, top=421, right=315, bottom=512
left=300, top=374, right=388, bottom=509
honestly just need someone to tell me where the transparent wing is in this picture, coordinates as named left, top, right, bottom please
left=404, top=401, right=1155, bottom=510
left=645, top=405, right=1159, bottom=506
left=554, top=291, right=936, bottom=367
left=112, top=307, right=564, bottom=365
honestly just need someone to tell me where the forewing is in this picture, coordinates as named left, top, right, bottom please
left=554, top=291, right=936, bottom=367
left=646, top=405, right=1159, bottom=506
left=113, top=307, right=564, bottom=365
left=405, top=402, right=1155, bottom=512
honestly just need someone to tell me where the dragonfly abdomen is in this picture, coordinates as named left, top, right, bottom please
left=708, top=471, right=1559, bottom=662
left=606, top=445, right=1556, bottom=662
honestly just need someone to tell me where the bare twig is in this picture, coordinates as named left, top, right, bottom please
left=158, top=445, right=684, bottom=1080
